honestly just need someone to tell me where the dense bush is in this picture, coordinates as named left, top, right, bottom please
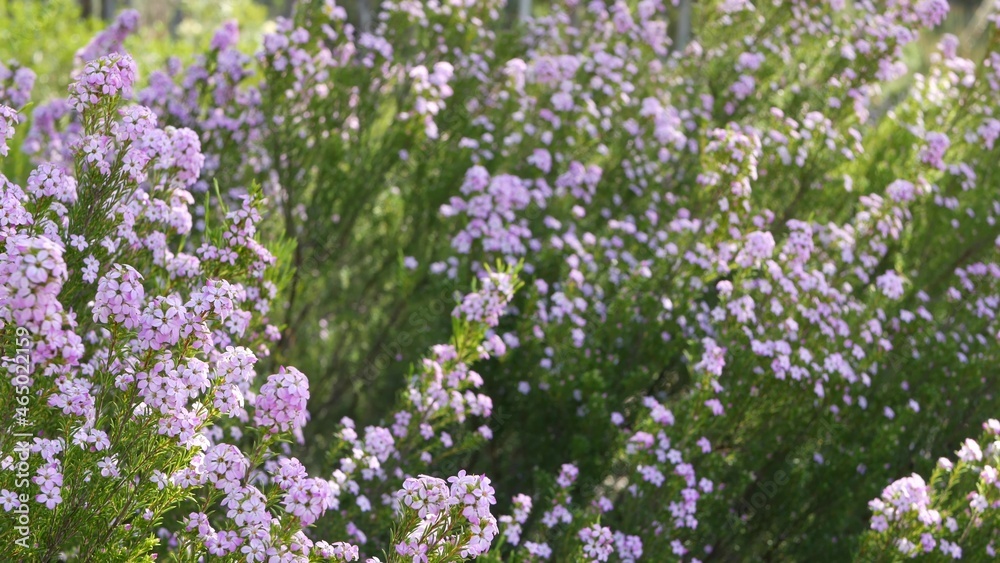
left=860, top=419, right=1000, bottom=560
left=2, top=0, right=1000, bottom=561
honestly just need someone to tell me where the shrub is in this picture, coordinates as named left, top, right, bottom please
left=3, top=0, right=1000, bottom=561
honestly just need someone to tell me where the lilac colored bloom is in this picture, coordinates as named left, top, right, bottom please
left=70, top=54, right=138, bottom=112
left=255, top=366, right=310, bottom=435
left=94, top=264, right=145, bottom=328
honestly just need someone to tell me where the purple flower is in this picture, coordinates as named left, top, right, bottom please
left=94, top=264, right=145, bottom=328
left=70, top=54, right=138, bottom=112
left=254, top=366, right=310, bottom=436
left=0, top=105, right=19, bottom=156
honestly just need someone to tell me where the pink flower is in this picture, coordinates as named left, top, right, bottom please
left=254, top=366, right=310, bottom=436
left=93, top=264, right=145, bottom=328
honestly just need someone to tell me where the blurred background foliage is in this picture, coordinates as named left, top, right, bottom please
left=0, top=0, right=269, bottom=101
left=0, top=0, right=993, bottom=104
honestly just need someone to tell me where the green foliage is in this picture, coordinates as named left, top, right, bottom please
left=0, top=0, right=103, bottom=101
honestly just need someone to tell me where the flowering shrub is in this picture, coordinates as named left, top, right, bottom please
left=860, top=420, right=1000, bottom=560
left=0, top=51, right=505, bottom=561
left=3, top=0, right=1000, bottom=561
left=0, top=53, right=326, bottom=558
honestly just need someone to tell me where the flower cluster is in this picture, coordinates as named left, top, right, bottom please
left=0, top=60, right=35, bottom=109
left=394, top=471, right=498, bottom=560
left=863, top=420, right=1000, bottom=560
left=255, top=366, right=310, bottom=438
left=70, top=53, right=137, bottom=112
left=407, top=62, right=455, bottom=140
